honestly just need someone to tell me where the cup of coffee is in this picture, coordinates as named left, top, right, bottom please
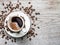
left=7, top=16, right=24, bottom=32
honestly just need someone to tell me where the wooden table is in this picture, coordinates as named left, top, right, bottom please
left=0, top=0, right=60, bottom=45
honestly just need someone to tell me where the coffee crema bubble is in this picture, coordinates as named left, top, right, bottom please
left=10, top=16, right=23, bottom=30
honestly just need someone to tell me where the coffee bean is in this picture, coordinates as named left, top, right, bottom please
left=31, top=9, right=35, bottom=11
left=20, top=8, right=21, bottom=10
left=2, top=34, right=5, bottom=38
left=34, top=24, right=36, bottom=26
left=9, top=1, right=11, bottom=4
left=35, top=17, right=37, bottom=20
left=28, top=30, right=33, bottom=34
left=16, top=4, right=19, bottom=8
left=9, top=37, right=11, bottom=39
left=31, top=28, right=35, bottom=31
left=7, top=28, right=10, bottom=31
left=5, top=41, right=7, bottom=44
left=1, top=11, right=5, bottom=14
left=32, top=23, right=34, bottom=25
left=33, top=35, right=35, bottom=37
left=37, top=27, right=40, bottom=29
left=31, top=32, right=34, bottom=36
left=11, top=39, right=13, bottom=42
left=35, top=12, right=40, bottom=15
left=29, top=38, right=31, bottom=41
left=19, top=2, right=21, bottom=5
left=27, top=36, right=29, bottom=38
left=28, top=2, right=31, bottom=4
left=22, top=6, right=24, bottom=8
left=5, top=36, right=9, bottom=40
left=29, top=5, right=32, bottom=9
left=35, top=33, right=38, bottom=35
left=2, top=3, right=4, bottom=6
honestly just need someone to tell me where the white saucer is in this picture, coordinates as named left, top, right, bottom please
left=4, top=11, right=31, bottom=38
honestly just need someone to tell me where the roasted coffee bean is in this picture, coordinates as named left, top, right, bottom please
left=20, top=8, right=21, bottom=10
left=16, top=4, right=19, bottom=8
left=2, top=34, right=5, bottom=38
left=5, top=36, right=9, bottom=40
left=22, top=6, right=24, bottom=8
left=2, top=3, right=4, bottom=6
left=35, top=33, right=38, bottom=35
left=34, top=24, right=36, bottom=26
left=11, top=39, right=13, bottom=42
left=33, top=35, right=35, bottom=37
left=35, top=12, right=40, bottom=15
left=19, top=2, right=21, bottom=5
left=29, top=38, right=31, bottom=41
left=28, top=2, right=31, bottom=4
left=5, top=41, right=7, bottom=44
left=35, top=17, right=37, bottom=20
left=37, top=27, right=40, bottom=29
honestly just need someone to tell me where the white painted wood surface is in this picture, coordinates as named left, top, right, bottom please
left=0, top=0, right=60, bottom=45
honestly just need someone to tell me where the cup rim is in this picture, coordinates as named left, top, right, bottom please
left=7, top=16, right=24, bottom=32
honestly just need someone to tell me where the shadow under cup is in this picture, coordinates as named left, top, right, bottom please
left=8, top=16, right=24, bottom=32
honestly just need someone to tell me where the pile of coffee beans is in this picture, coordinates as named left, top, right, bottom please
left=0, top=0, right=40, bottom=44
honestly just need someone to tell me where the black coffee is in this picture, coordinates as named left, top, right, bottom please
left=11, top=16, right=23, bottom=28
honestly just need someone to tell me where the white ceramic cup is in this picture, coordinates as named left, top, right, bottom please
left=7, top=16, right=24, bottom=32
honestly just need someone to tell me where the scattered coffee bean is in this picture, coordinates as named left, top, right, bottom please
left=5, top=36, right=9, bottom=40
left=1, top=30, right=4, bottom=34
left=28, top=30, right=33, bottom=34
left=32, top=23, right=34, bottom=25
left=11, top=39, right=13, bottom=42
left=16, top=4, right=19, bottom=8
left=29, top=38, right=31, bottom=41
left=9, top=1, right=11, bottom=4
left=34, top=24, right=36, bottom=26
left=19, top=2, right=21, bottom=5
left=35, top=33, right=37, bottom=35
left=29, top=5, right=32, bottom=9
left=35, top=12, right=40, bottom=15
left=37, top=27, right=40, bottom=29
left=35, top=17, right=37, bottom=20
left=28, top=2, right=31, bottom=4
left=31, top=28, right=35, bottom=31
left=31, top=9, right=35, bottom=11
left=2, top=3, right=4, bottom=6
left=5, top=41, right=7, bottom=44
left=20, top=8, right=21, bottom=10
left=27, top=36, right=29, bottom=38
left=9, top=37, right=11, bottom=39
left=1, top=11, right=5, bottom=14
left=22, top=6, right=24, bottom=8
left=2, top=34, right=5, bottom=38
left=33, top=35, right=35, bottom=37
left=31, top=32, right=34, bottom=36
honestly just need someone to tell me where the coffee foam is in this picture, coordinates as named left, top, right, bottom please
left=10, top=22, right=20, bottom=30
